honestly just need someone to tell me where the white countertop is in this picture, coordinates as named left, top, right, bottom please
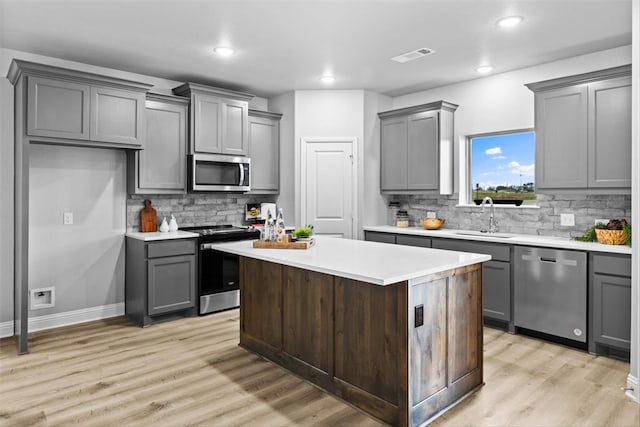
left=125, top=230, right=199, bottom=241
left=363, top=225, right=632, bottom=255
left=210, top=236, right=491, bottom=286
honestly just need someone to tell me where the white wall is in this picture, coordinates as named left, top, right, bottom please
left=392, top=45, right=632, bottom=193
left=292, top=90, right=365, bottom=229
left=269, top=91, right=295, bottom=220
left=28, top=144, right=127, bottom=315
left=0, top=47, right=268, bottom=328
left=363, top=91, right=392, bottom=230
left=628, top=0, right=639, bottom=403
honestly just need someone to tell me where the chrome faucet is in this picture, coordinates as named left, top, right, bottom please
left=480, top=196, right=499, bottom=233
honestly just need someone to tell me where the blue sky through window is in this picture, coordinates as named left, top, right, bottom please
left=470, top=131, right=535, bottom=190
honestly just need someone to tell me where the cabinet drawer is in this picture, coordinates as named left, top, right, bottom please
left=364, top=231, right=396, bottom=244
left=592, top=253, right=631, bottom=277
left=396, top=234, right=431, bottom=248
left=431, top=239, right=510, bottom=262
left=147, top=239, right=196, bottom=258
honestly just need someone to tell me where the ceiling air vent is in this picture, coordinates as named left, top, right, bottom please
left=391, top=48, right=436, bottom=63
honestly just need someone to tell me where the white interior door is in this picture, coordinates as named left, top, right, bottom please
left=302, top=139, right=356, bottom=238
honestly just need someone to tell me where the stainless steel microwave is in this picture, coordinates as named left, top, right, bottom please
left=188, top=154, right=251, bottom=192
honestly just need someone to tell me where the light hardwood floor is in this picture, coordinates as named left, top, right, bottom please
left=0, top=309, right=637, bottom=427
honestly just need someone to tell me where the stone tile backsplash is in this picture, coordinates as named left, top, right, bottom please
left=126, top=194, right=277, bottom=232
left=390, top=193, right=632, bottom=239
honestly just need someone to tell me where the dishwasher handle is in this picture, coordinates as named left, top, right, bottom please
left=540, top=257, right=556, bottom=263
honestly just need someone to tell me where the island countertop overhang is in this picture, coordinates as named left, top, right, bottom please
left=210, top=236, right=491, bottom=286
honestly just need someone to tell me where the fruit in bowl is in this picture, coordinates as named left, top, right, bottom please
left=420, top=218, right=445, bottom=230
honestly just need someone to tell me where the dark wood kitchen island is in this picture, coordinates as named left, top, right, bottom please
left=212, top=237, right=491, bottom=427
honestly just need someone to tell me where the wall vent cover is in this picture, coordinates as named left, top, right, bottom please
left=391, top=48, right=436, bottom=63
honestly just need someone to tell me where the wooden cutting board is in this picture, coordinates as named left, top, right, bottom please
left=140, top=200, right=158, bottom=232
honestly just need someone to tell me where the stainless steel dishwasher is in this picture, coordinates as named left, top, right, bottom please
left=514, top=246, right=587, bottom=342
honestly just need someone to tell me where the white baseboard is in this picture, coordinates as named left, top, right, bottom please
left=627, top=373, right=639, bottom=403
left=0, top=303, right=125, bottom=338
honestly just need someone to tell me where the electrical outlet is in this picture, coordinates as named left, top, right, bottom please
left=426, top=211, right=436, bottom=219
left=594, top=218, right=608, bottom=225
left=560, top=213, right=575, bottom=227
left=63, top=212, right=73, bottom=225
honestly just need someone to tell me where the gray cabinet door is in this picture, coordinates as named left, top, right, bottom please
left=147, top=254, right=196, bottom=316
left=90, top=86, right=145, bottom=146
left=248, top=113, right=280, bottom=193
left=193, top=93, right=222, bottom=153
left=535, top=85, right=588, bottom=189
left=132, top=98, right=187, bottom=193
left=482, top=260, right=511, bottom=322
left=588, top=76, right=632, bottom=188
left=592, top=273, right=631, bottom=350
left=380, top=116, right=408, bottom=190
left=364, top=231, right=396, bottom=244
left=221, top=99, right=249, bottom=156
left=396, top=234, right=431, bottom=248
left=27, top=76, right=90, bottom=140
left=407, top=111, right=438, bottom=190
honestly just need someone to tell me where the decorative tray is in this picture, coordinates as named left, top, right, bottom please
left=252, top=238, right=316, bottom=250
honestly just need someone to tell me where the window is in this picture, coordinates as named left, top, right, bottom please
left=467, top=130, right=536, bottom=206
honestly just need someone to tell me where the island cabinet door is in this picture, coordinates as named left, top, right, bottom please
left=408, top=264, right=483, bottom=426
left=281, top=267, right=334, bottom=386
left=333, top=278, right=408, bottom=425
left=239, top=257, right=283, bottom=351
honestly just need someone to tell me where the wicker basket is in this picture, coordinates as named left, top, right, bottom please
left=594, top=229, right=627, bottom=245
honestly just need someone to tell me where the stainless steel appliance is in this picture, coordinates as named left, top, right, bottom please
left=188, top=153, right=251, bottom=192
left=514, top=246, right=587, bottom=342
left=181, top=225, right=260, bottom=315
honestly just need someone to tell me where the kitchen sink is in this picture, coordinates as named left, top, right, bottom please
left=453, top=230, right=515, bottom=239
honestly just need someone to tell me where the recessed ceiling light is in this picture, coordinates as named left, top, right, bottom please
left=476, top=65, right=493, bottom=74
left=496, top=15, right=524, bottom=28
left=214, top=46, right=235, bottom=57
left=320, top=75, right=335, bottom=84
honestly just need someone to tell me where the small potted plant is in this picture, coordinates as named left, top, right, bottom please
left=575, top=219, right=631, bottom=246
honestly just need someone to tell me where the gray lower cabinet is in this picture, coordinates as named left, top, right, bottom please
left=526, top=65, right=631, bottom=191
left=247, top=109, right=282, bottom=194
left=364, top=231, right=397, bottom=244
left=126, top=237, right=197, bottom=327
left=128, top=94, right=188, bottom=194
left=378, top=101, right=457, bottom=194
left=432, top=239, right=512, bottom=329
left=589, top=253, right=631, bottom=359
left=173, top=82, right=253, bottom=155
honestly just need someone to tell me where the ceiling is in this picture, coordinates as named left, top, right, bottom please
left=0, top=0, right=632, bottom=98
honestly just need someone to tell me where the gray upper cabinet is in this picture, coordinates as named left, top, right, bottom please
left=378, top=101, right=457, bottom=194
left=526, top=65, right=631, bottom=192
left=588, top=76, right=632, bottom=188
left=173, top=82, right=254, bottom=156
left=90, top=86, right=145, bottom=146
left=248, top=109, right=282, bottom=194
left=534, top=85, right=589, bottom=189
left=11, top=60, right=152, bottom=149
left=27, top=76, right=90, bottom=140
left=128, top=93, right=188, bottom=194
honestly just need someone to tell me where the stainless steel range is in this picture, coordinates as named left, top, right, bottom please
left=181, top=225, right=260, bottom=315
